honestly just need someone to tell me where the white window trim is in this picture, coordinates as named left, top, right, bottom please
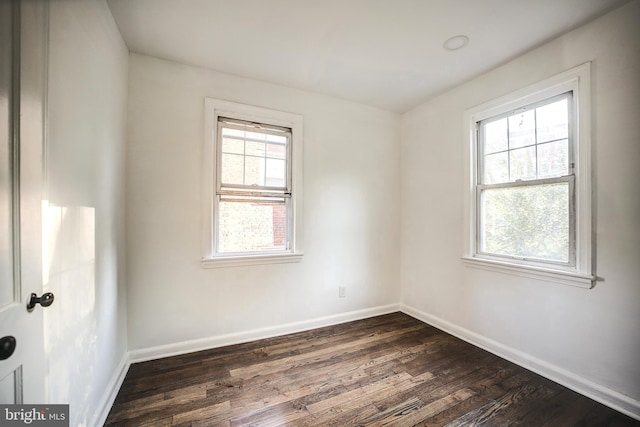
left=462, top=63, right=594, bottom=288
left=202, top=98, right=304, bottom=268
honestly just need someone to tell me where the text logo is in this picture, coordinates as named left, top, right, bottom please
left=1, top=405, right=69, bottom=426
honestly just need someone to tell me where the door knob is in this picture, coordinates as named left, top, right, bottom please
left=26, top=292, right=54, bottom=312
left=0, top=336, right=17, bottom=360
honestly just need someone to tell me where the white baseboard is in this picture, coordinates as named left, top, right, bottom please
left=129, top=304, right=400, bottom=364
left=92, top=351, right=130, bottom=427
left=400, top=304, right=640, bottom=421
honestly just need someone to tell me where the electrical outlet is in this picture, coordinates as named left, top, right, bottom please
left=339, top=286, right=346, bottom=298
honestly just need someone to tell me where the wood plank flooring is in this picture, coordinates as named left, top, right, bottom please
left=105, top=313, right=639, bottom=426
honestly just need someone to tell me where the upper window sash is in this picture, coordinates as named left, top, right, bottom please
left=216, top=117, right=292, bottom=196
left=477, top=92, right=574, bottom=186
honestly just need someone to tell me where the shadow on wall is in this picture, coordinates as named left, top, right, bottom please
left=42, top=202, right=96, bottom=426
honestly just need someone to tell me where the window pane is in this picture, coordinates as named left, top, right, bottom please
left=536, top=98, right=568, bottom=143
left=480, top=183, right=569, bottom=262
left=218, top=198, right=287, bottom=253
left=266, top=134, right=287, bottom=144
left=510, top=146, right=536, bottom=181
left=484, top=152, right=508, bottom=184
left=245, top=140, right=265, bottom=157
left=221, top=153, right=244, bottom=185
left=245, top=130, right=266, bottom=141
left=483, top=118, right=507, bottom=154
left=538, top=139, right=568, bottom=178
left=244, top=156, right=265, bottom=186
left=266, top=142, right=286, bottom=159
left=266, top=158, right=285, bottom=187
left=221, top=137, right=244, bottom=154
left=222, top=127, right=244, bottom=138
left=508, top=109, right=535, bottom=149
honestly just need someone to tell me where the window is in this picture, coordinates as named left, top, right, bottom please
left=479, top=93, right=574, bottom=264
left=462, top=63, right=594, bottom=287
left=202, top=99, right=303, bottom=267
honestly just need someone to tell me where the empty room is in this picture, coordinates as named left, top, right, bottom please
left=1, top=0, right=639, bottom=426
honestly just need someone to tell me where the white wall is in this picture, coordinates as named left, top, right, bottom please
left=126, top=54, right=401, bottom=353
left=46, top=1, right=128, bottom=425
left=401, top=0, right=640, bottom=416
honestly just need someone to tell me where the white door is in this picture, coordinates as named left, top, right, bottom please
left=0, top=0, right=49, bottom=404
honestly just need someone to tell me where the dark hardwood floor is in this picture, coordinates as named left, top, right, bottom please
left=105, top=313, right=639, bottom=426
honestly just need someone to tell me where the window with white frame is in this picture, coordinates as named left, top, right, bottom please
left=202, top=99, right=303, bottom=267
left=463, top=63, right=594, bottom=287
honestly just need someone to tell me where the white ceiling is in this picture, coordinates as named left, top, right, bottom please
left=106, top=0, right=628, bottom=113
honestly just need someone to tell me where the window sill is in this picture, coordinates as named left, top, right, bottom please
left=201, top=252, right=303, bottom=268
left=461, top=256, right=595, bottom=288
